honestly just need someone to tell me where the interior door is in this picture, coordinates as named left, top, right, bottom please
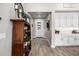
left=35, top=19, right=45, bottom=38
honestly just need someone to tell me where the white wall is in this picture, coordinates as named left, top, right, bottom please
left=0, top=3, right=14, bottom=56
left=23, top=3, right=79, bottom=12
left=45, top=13, right=52, bottom=45
left=23, top=3, right=56, bottom=12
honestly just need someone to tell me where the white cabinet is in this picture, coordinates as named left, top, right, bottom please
left=55, top=34, right=79, bottom=46
left=60, top=13, right=66, bottom=27
left=55, top=12, right=79, bottom=28
left=68, top=35, right=75, bottom=45
left=62, top=35, right=69, bottom=46
left=55, top=13, right=60, bottom=27
left=55, top=12, right=79, bottom=46
left=66, top=13, right=72, bottom=27
left=75, top=35, right=79, bottom=45
left=55, top=34, right=62, bottom=46
left=55, top=34, right=68, bottom=46
left=72, top=13, right=78, bottom=27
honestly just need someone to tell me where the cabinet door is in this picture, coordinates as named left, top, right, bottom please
left=12, top=44, right=23, bottom=56
left=68, top=35, right=77, bottom=45
left=55, top=34, right=68, bottom=46
left=66, top=13, right=73, bottom=27
left=61, top=35, right=68, bottom=46
left=55, top=13, right=60, bottom=27
left=72, top=13, right=78, bottom=27
left=60, top=13, right=66, bottom=27
left=11, top=20, right=24, bottom=56
left=68, top=36, right=73, bottom=45
left=55, top=34, right=62, bottom=46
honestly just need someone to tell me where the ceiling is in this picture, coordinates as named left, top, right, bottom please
left=28, top=12, right=51, bottom=19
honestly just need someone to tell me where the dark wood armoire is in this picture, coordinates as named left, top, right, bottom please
left=11, top=19, right=25, bottom=56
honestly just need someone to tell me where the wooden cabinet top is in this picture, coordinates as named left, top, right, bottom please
left=11, top=19, right=25, bottom=22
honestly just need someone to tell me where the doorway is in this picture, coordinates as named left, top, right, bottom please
left=35, top=19, right=45, bottom=38
left=29, top=12, right=52, bottom=45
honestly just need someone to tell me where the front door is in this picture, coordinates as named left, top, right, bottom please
left=35, top=19, right=45, bottom=38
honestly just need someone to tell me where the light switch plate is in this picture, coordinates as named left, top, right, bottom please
left=0, top=33, right=6, bottom=39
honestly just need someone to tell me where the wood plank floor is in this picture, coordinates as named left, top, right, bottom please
left=29, top=38, right=79, bottom=56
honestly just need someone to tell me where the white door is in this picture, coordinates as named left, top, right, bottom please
left=35, top=19, right=45, bottom=38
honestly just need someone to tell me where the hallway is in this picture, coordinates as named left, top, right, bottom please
left=29, top=38, right=79, bottom=56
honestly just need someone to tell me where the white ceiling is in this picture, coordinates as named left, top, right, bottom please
left=28, top=12, right=51, bottom=19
